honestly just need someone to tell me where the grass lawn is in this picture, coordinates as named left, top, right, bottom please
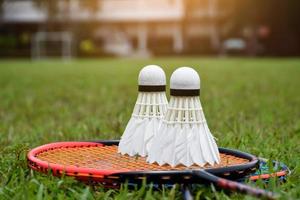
left=0, top=57, right=299, bottom=199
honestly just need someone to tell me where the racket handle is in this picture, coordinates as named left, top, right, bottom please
left=193, top=170, right=276, bottom=200
left=181, top=185, right=193, bottom=200
left=217, top=177, right=275, bottom=199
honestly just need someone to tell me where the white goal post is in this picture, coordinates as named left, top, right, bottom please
left=31, top=32, right=73, bottom=60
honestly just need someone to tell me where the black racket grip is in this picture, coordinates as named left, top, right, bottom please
left=217, top=177, right=275, bottom=199
left=193, top=170, right=276, bottom=200
left=181, top=185, right=193, bottom=200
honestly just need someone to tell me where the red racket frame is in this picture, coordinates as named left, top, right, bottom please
left=27, top=140, right=275, bottom=199
left=28, top=141, right=258, bottom=179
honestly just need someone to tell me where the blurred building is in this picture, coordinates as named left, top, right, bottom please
left=1, top=0, right=299, bottom=58
left=0, top=0, right=229, bottom=58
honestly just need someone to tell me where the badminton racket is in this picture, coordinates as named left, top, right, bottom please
left=27, top=140, right=275, bottom=199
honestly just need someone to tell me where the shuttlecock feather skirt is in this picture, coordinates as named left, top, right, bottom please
left=118, top=92, right=168, bottom=157
left=147, top=96, right=220, bottom=167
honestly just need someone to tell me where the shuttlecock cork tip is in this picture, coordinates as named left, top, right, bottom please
left=170, top=67, right=200, bottom=90
left=138, top=65, right=166, bottom=86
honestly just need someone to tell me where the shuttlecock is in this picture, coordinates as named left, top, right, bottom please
left=118, top=65, right=168, bottom=157
left=147, top=67, right=220, bottom=167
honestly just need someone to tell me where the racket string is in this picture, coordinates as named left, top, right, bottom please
left=36, top=145, right=249, bottom=171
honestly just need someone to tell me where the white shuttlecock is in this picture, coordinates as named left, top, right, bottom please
left=147, top=67, right=220, bottom=167
left=118, top=65, right=168, bottom=157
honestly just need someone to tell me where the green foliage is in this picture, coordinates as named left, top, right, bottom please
left=0, top=58, right=299, bottom=199
left=0, top=36, right=17, bottom=48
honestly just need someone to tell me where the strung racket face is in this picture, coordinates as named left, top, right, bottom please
left=28, top=140, right=258, bottom=187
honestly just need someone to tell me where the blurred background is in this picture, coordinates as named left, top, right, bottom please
left=0, top=2, right=300, bottom=198
left=0, top=0, right=299, bottom=59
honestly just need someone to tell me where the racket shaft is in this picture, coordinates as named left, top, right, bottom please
left=193, top=170, right=275, bottom=199
left=181, top=185, right=193, bottom=200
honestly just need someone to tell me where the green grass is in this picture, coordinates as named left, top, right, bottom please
left=0, top=58, right=299, bottom=199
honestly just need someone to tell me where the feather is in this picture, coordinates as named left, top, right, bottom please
left=118, top=92, right=168, bottom=157
left=148, top=96, right=220, bottom=167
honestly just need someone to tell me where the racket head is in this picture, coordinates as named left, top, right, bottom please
left=28, top=140, right=259, bottom=186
